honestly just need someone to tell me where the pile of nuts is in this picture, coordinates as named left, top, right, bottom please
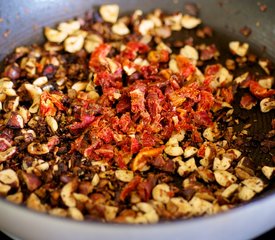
left=0, top=4, right=274, bottom=224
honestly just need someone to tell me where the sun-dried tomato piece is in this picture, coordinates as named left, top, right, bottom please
left=175, top=55, right=196, bottom=78
left=119, top=175, right=141, bottom=201
left=240, top=93, right=257, bottom=110
left=248, top=80, right=275, bottom=99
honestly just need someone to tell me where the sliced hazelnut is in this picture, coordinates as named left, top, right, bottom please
left=152, top=183, right=171, bottom=203
left=57, top=20, right=81, bottom=35
left=229, top=41, right=249, bottom=57
left=214, top=170, right=237, bottom=187
left=68, top=207, right=84, bottom=221
left=33, top=76, right=48, bottom=87
left=183, top=146, right=198, bottom=158
left=213, top=156, right=231, bottom=171
left=44, top=27, right=68, bottom=43
left=26, top=193, right=47, bottom=212
left=49, top=208, right=68, bottom=217
left=262, top=166, right=275, bottom=179
left=61, top=180, right=77, bottom=208
left=99, top=4, right=119, bottom=23
left=6, top=192, right=23, bottom=204
left=169, top=197, right=192, bottom=215
left=260, top=98, right=275, bottom=113
left=0, top=183, right=11, bottom=195
left=64, top=35, right=84, bottom=53
left=258, top=58, right=271, bottom=74
left=27, top=142, right=49, bottom=155
left=112, top=22, right=130, bottom=36
left=0, top=169, right=19, bottom=188
left=45, top=116, right=58, bottom=132
left=238, top=185, right=255, bottom=201
left=139, top=19, right=154, bottom=36
left=115, top=170, right=134, bottom=182
left=180, top=45, right=199, bottom=64
left=258, top=76, right=273, bottom=89
left=181, top=14, right=201, bottom=29
left=178, top=157, right=197, bottom=176
left=164, top=13, right=183, bottom=31
left=242, top=177, right=264, bottom=193
left=221, top=183, right=239, bottom=198
left=189, top=196, right=213, bottom=215
left=164, top=146, right=183, bottom=156
left=84, top=34, right=103, bottom=53
left=104, top=205, right=119, bottom=221
left=0, top=146, right=17, bottom=163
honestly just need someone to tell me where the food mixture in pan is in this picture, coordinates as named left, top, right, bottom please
left=0, top=4, right=275, bottom=223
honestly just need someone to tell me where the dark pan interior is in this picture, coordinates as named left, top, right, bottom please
left=0, top=0, right=274, bottom=204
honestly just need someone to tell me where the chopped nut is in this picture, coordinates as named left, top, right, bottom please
left=44, top=27, right=68, bottom=43
left=26, top=193, right=47, bottom=212
left=24, top=83, right=42, bottom=113
left=68, top=207, right=84, bottom=221
left=214, top=170, right=237, bottom=187
left=0, top=146, right=16, bottom=163
left=64, top=35, right=84, bottom=53
left=165, top=145, right=183, bottom=156
left=229, top=41, right=249, bottom=57
left=99, top=4, right=119, bottom=23
left=189, top=197, right=213, bottom=215
left=104, top=205, right=119, bottom=221
left=234, top=72, right=249, bottom=85
left=49, top=208, right=68, bottom=217
left=92, top=173, right=100, bottom=186
left=135, top=202, right=159, bottom=223
left=180, top=45, right=199, bottom=65
left=222, top=183, right=239, bottom=198
left=0, top=183, right=11, bottom=195
left=181, top=14, right=201, bottom=29
left=258, top=76, right=273, bottom=89
left=72, top=81, right=88, bottom=92
left=84, top=34, right=103, bottom=53
left=178, top=157, right=197, bottom=176
left=112, top=22, right=130, bottom=35
left=115, top=169, right=134, bottom=182
left=57, top=20, right=81, bottom=35
left=45, top=116, right=58, bottom=132
left=33, top=76, right=48, bottom=87
left=260, top=98, right=275, bottom=113
left=242, top=177, right=264, bottom=193
left=183, top=146, right=198, bottom=158
left=197, top=167, right=215, bottom=183
left=0, top=169, right=19, bottom=187
left=169, top=197, right=192, bottom=215
left=203, top=123, right=220, bottom=142
left=152, top=183, right=171, bottom=203
left=6, top=192, right=23, bottom=204
left=213, top=156, right=231, bottom=171
left=60, top=180, right=77, bottom=208
left=238, top=185, right=255, bottom=201
left=262, top=166, right=275, bottom=179
left=164, top=13, right=183, bottom=31
left=258, top=58, right=271, bottom=74
left=27, top=142, right=49, bottom=155
left=139, top=19, right=154, bottom=36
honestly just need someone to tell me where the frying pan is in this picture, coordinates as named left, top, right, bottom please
left=0, top=0, right=275, bottom=239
